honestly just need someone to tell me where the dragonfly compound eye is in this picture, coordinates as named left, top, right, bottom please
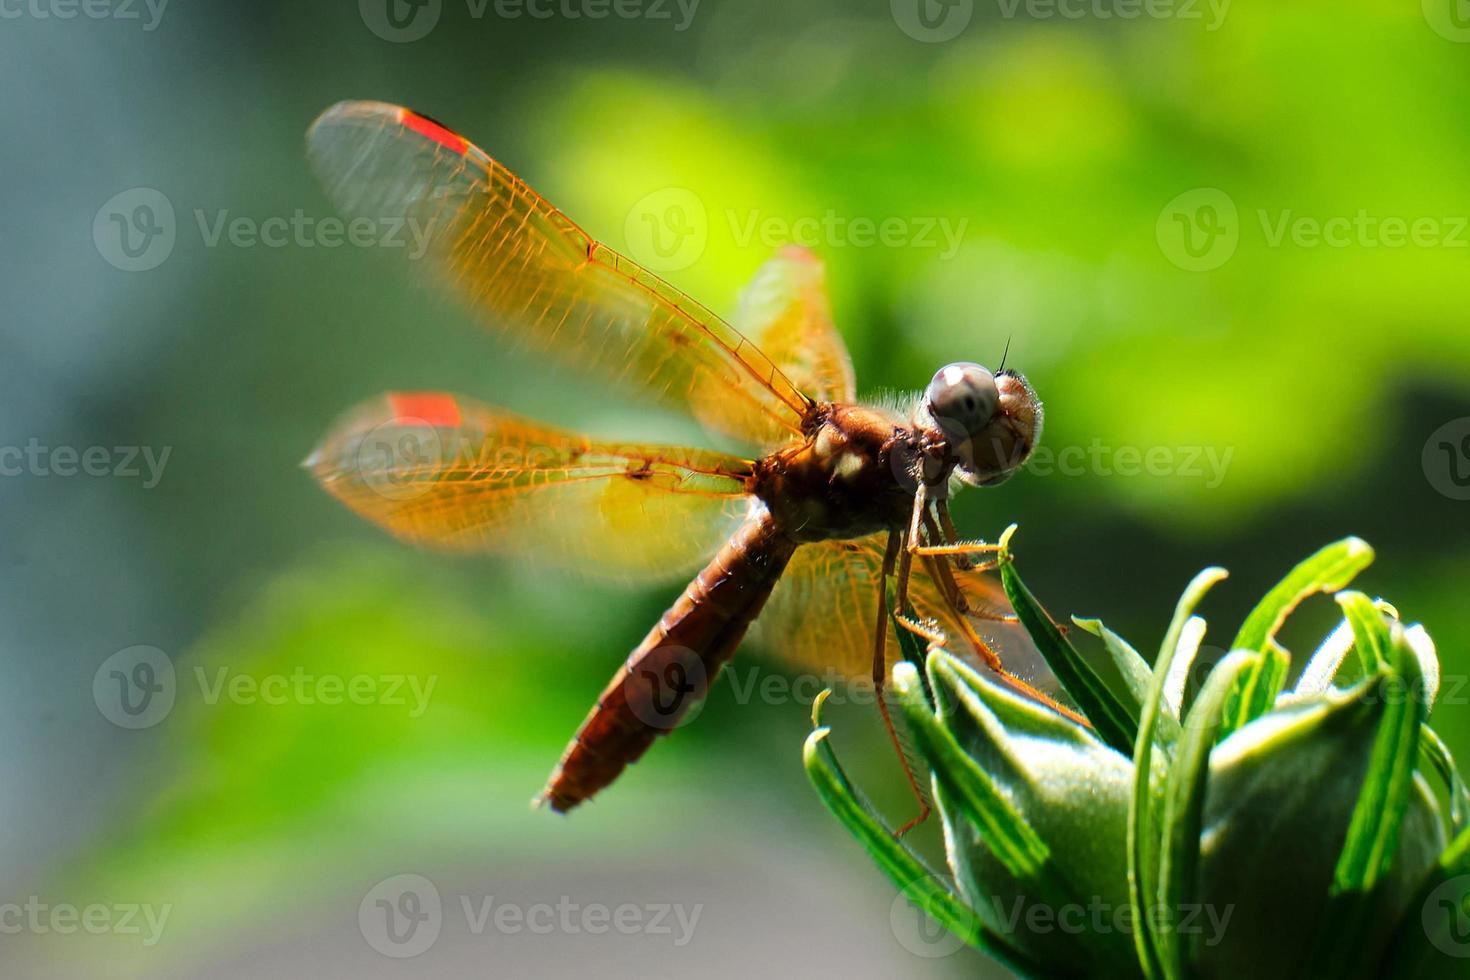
left=925, top=362, right=999, bottom=438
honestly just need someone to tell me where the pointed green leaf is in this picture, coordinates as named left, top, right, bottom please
left=1155, top=650, right=1260, bottom=979
left=1334, top=637, right=1428, bottom=894
left=802, top=724, right=1049, bottom=974
left=1130, top=566, right=1228, bottom=980
left=1220, top=538, right=1374, bottom=738
left=891, top=662, right=1053, bottom=879
left=1420, top=724, right=1469, bottom=836
left=998, top=529, right=1136, bottom=756
left=1337, top=590, right=1393, bottom=674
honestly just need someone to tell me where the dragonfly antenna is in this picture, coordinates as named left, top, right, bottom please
left=998, top=335, right=1013, bottom=373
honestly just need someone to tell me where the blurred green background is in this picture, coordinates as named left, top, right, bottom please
left=2, top=1, right=1468, bottom=976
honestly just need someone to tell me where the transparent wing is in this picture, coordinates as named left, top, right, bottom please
left=755, top=533, right=1050, bottom=684
left=732, top=245, right=855, bottom=405
left=306, top=391, right=754, bottom=584
left=307, top=101, right=813, bottom=449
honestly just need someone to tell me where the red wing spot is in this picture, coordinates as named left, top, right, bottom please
left=389, top=393, right=463, bottom=427
left=399, top=109, right=469, bottom=155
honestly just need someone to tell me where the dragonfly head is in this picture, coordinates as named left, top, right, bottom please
left=918, top=362, right=1042, bottom=488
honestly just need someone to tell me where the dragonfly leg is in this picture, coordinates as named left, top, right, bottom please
left=872, top=526, right=931, bottom=838
left=933, top=498, right=976, bottom=569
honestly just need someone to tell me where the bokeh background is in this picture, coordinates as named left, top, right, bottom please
left=2, top=1, right=1469, bottom=976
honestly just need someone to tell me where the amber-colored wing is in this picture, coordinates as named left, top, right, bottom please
left=306, top=391, right=754, bottom=584
left=307, top=101, right=813, bottom=449
left=755, top=533, right=1054, bottom=686
left=732, top=246, right=855, bottom=405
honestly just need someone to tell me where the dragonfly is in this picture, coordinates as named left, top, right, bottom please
left=304, top=101, right=1071, bottom=833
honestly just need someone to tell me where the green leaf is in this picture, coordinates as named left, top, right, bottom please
left=1420, top=724, right=1470, bottom=836
left=891, top=662, right=1053, bottom=879
left=1369, top=826, right=1470, bottom=979
left=1333, top=640, right=1428, bottom=894
left=1129, top=566, right=1228, bottom=980
left=1072, top=616, right=1178, bottom=743
left=1220, top=538, right=1375, bottom=739
left=1304, top=639, right=1431, bottom=977
left=1155, top=650, right=1260, bottom=979
left=1337, top=590, right=1393, bottom=674
left=801, top=713, right=1055, bottom=976
left=998, top=527, right=1137, bottom=756
left=930, top=650, right=1099, bottom=751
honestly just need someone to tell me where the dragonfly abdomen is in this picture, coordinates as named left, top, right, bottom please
left=539, top=512, right=797, bottom=813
